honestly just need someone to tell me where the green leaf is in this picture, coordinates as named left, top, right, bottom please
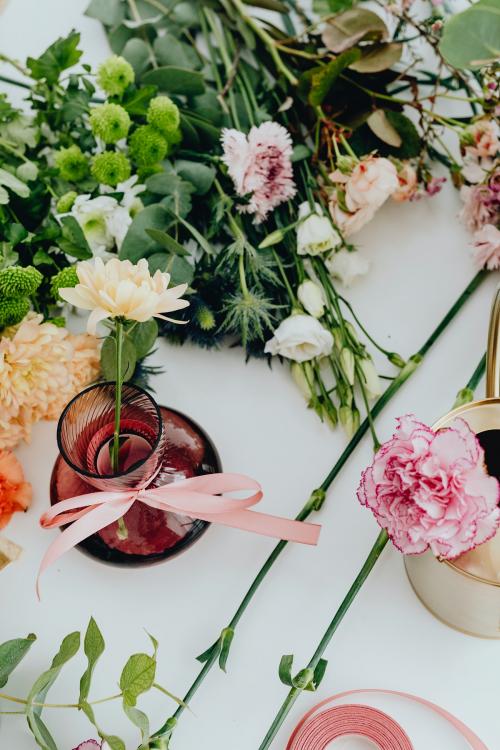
left=145, top=228, right=190, bottom=256
left=28, top=713, right=58, bottom=750
left=164, top=210, right=214, bottom=256
left=128, top=319, right=158, bottom=359
left=119, top=204, right=173, bottom=262
left=146, top=172, right=195, bottom=217
left=141, top=66, right=205, bottom=96
left=349, top=42, right=402, bottom=73
left=311, top=658, right=328, bottom=690
left=175, top=160, right=215, bottom=195
left=218, top=627, right=234, bottom=672
left=0, top=635, right=36, bottom=688
left=439, top=0, right=500, bottom=69
left=314, top=0, right=352, bottom=14
left=153, top=34, right=201, bottom=70
left=101, top=335, right=137, bottom=382
left=122, top=39, right=151, bottom=76
left=385, top=110, right=421, bottom=158
left=196, top=639, right=220, bottom=664
left=367, top=109, right=402, bottom=147
left=291, top=145, right=312, bottom=162
left=79, top=618, right=105, bottom=704
left=0, top=168, right=30, bottom=198
left=59, top=215, right=92, bottom=260
left=123, top=703, right=150, bottom=748
left=146, top=252, right=169, bottom=275
left=243, top=0, right=287, bottom=10
left=27, top=31, right=82, bottom=84
left=146, top=253, right=194, bottom=286
left=120, top=653, right=156, bottom=707
left=321, top=9, right=388, bottom=53
left=181, top=112, right=220, bottom=146
left=0, top=186, right=9, bottom=204
left=278, top=654, right=294, bottom=686
left=100, top=735, right=126, bottom=750
left=85, top=0, right=125, bottom=26
left=121, top=85, right=157, bottom=116
left=303, top=50, right=361, bottom=106
left=81, top=701, right=126, bottom=750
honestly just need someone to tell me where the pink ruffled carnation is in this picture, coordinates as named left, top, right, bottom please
left=73, top=742, right=101, bottom=750
left=459, top=183, right=499, bottom=233
left=221, top=121, right=296, bottom=223
left=472, top=224, right=500, bottom=270
left=357, top=415, right=500, bottom=559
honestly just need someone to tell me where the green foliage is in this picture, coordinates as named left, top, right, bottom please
left=0, top=634, right=36, bottom=688
left=300, top=50, right=361, bottom=106
left=120, top=204, right=173, bottom=262
left=101, top=334, right=137, bottom=382
left=27, top=31, right=82, bottom=84
left=79, top=618, right=105, bottom=703
left=58, top=215, right=93, bottom=259
left=141, top=66, right=205, bottom=97
left=439, top=0, right=500, bottom=69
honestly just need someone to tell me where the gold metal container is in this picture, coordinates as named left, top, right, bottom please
left=405, top=287, right=500, bottom=638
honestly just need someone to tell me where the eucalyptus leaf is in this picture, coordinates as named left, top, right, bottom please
left=0, top=634, right=36, bottom=688
left=175, top=160, right=215, bottom=195
left=85, top=0, right=125, bottom=26
left=153, top=34, right=201, bottom=70
left=439, top=0, right=500, bottom=69
left=367, top=109, right=402, bottom=147
left=181, top=113, right=220, bottom=146
left=141, top=66, right=205, bottom=96
left=122, top=39, right=151, bottom=76
left=349, top=42, right=402, bottom=73
left=79, top=618, right=105, bottom=704
left=146, top=228, right=190, bottom=256
left=167, top=255, right=194, bottom=286
left=291, top=145, right=312, bottom=162
left=120, top=205, right=173, bottom=262
left=146, top=172, right=195, bottom=217
left=119, top=653, right=156, bottom=706
left=321, top=9, right=388, bottom=53
left=101, top=336, right=137, bottom=382
left=28, top=713, right=58, bottom=750
left=123, top=703, right=151, bottom=747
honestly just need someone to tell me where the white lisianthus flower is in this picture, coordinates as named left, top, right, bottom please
left=59, top=257, right=189, bottom=334
left=326, top=248, right=370, bottom=287
left=358, top=357, right=382, bottom=398
left=297, top=201, right=340, bottom=256
left=264, top=314, right=333, bottom=363
left=104, top=174, right=146, bottom=215
left=297, top=279, right=325, bottom=318
left=65, top=194, right=133, bottom=257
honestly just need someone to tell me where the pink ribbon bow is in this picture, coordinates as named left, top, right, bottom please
left=38, top=473, right=320, bottom=595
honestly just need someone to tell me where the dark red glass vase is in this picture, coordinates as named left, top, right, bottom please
left=50, top=382, right=221, bottom=565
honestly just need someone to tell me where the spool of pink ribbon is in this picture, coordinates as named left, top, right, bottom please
left=38, top=473, right=320, bottom=594
left=287, top=690, right=489, bottom=750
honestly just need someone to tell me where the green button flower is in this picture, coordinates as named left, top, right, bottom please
left=97, top=55, right=134, bottom=97
left=54, top=145, right=88, bottom=183
left=128, top=125, right=168, bottom=168
left=90, top=103, right=131, bottom=144
left=91, top=151, right=131, bottom=187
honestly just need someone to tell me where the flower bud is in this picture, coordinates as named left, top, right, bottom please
left=258, top=229, right=285, bottom=248
left=358, top=357, right=382, bottom=398
left=340, top=347, right=355, bottom=385
left=291, top=362, right=312, bottom=400
left=453, top=387, right=474, bottom=408
left=339, top=405, right=355, bottom=437
left=297, top=280, right=325, bottom=319
left=388, top=352, right=406, bottom=368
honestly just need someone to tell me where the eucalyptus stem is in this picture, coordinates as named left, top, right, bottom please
left=258, top=350, right=488, bottom=749
left=152, top=270, right=487, bottom=744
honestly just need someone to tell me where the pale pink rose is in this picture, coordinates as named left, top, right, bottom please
left=221, top=121, right=296, bottom=223
left=392, top=163, right=418, bottom=203
left=344, top=156, right=399, bottom=211
left=357, top=415, right=500, bottom=559
left=472, top=224, right=500, bottom=270
left=459, top=183, right=499, bottom=232
left=465, top=120, right=499, bottom=159
left=329, top=200, right=376, bottom=237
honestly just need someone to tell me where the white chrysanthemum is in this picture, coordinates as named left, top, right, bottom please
left=59, top=257, right=189, bottom=334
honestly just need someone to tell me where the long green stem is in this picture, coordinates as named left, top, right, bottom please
left=152, top=270, right=487, bottom=744
left=258, top=350, right=487, bottom=748
left=111, top=320, right=124, bottom=474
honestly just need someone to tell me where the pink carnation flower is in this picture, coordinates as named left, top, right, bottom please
left=357, top=415, right=500, bottom=559
left=221, top=121, right=296, bottom=223
left=459, top=183, right=499, bottom=232
left=73, top=742, right=101, bottom=750
left=472, top=224, right=500, bottom=270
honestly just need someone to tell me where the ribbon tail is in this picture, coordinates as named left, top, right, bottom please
left=36, top=497, right=134, bottom=599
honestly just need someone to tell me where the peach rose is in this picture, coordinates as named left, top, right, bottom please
left=465, top=120, right=499, bottom=159
left=0, top=450, right=32, bottom=529
left=392, top=163, right=418, bottom=202
left=345, top=156, right=399, bottom=211
left=329, top=199, right=376, bottom=237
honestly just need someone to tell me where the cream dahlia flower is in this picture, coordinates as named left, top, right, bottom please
left=59, top=257, right=189, bottom=334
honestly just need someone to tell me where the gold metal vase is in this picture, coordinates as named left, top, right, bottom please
left=405, top=286, right=500, bottom=638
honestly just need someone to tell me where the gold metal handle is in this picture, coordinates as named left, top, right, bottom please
left=486, top=286, right=500, bottom=398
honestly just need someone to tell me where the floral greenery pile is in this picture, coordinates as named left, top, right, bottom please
left=0, top=619, right=183, bottom=750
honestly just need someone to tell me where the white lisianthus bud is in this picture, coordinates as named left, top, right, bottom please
left=291, top=361, right=313, bottom=400
left=340, top=347, right=355, bottom=385
left=258, top=228, right=285, bottom=248
left=326, top=248, right=370, bottom=288
left=264, top=314, right=334, bottom=363
left=297, top=279, right=325, bottom=318
left=358, top=357, right=382, bottom=398
left=297, top=201, right=340, bottom=256
left=339, top=405, right=360, bottom=437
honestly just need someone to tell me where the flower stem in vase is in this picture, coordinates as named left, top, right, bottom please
left=151, top=273, right=486, bottom=746
left=111, top=319, right=124, bottom=474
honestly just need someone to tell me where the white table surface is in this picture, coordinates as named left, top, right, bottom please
left=1, top=2, right=499, bottom=748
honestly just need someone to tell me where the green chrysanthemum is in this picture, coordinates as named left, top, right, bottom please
left=147, top=96, right=180, bottom=139
left=97, top=55, right=134, bottom=97
left=128, top=125, right=168, bottom=168
left=56, top=190, right=78, bottom=213
left=90, top=103, right=131, bottom=144
left=91, top=151, right=131, bottom=187
left=55, top=145, right=89, bottom=183
left=0, top=265, right=43, bottom=298
left=0, top=297, right=30, bottom=329
left=194, top=304, right=216, bottom=331
left=50, top=266, right=79, bottom=301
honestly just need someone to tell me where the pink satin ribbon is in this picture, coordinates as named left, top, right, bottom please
left=38, top=473, right=320, bottom=595
left=287, top=689, right=489, bottom=750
